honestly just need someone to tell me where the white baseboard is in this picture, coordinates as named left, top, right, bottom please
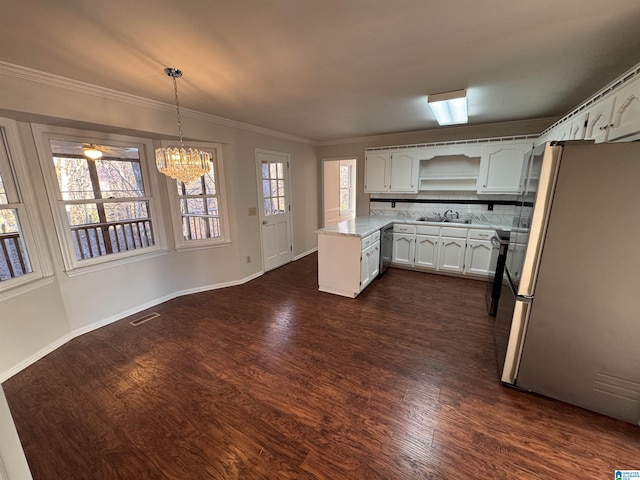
left=0, top=333, right=74, bottom=383
left=0, top=270, right=265, bottom=383
left=293, top=247, right=317, bottom=261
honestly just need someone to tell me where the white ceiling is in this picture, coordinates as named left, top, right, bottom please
left=1, top=0, right=639, bottom=141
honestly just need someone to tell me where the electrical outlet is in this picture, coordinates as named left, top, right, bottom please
left=391, top=201, right=396, bottom=208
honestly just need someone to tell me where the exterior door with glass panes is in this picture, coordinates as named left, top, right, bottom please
left=256, top=149, right=292, bottom=271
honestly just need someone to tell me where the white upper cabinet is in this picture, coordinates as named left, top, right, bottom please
left=607, top=76, right=640, bottom=142
left=569, top=112, right=588, bottom=140
left=584, top=96, right=616, bottom=143
left=364, top=151, right=390, bottom=193
left=477, top=141, right=533, bottom=194
left=365, top=149, right=420, bottom=193
left=389, top=151, right=419, bottom=193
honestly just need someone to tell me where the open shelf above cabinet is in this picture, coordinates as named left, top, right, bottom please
left=418, top=155, right=480, bottom=191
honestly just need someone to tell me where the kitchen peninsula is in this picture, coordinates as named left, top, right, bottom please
left=318, top=215, right=507, bottom=298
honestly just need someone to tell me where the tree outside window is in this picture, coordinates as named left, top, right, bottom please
left=49, top=140, right=155, bottom=261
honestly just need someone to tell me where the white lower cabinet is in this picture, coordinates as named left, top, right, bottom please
left=360, top=241, right=380, bottom=289
left=391, top=224, right=496, bottom=277
left=318, top=229, right=381, bottom=298
left=392, top=224, right=417, bottom=265
left=438, top=237, right=466, bottom=273
left=414, top=234, right=439, bottom=268
left=464, top=240, right=492, bottom=275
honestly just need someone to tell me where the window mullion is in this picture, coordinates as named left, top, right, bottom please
left=86, top=158, right=114, bottom=254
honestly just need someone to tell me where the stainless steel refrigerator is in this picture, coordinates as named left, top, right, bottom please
left=495, top=140, right=640, bottom=425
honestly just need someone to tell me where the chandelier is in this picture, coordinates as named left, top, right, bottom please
left=155, top=68, right=210, bottom=183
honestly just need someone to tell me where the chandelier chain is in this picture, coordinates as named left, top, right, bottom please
left=172, top=76, right=184, bottom=146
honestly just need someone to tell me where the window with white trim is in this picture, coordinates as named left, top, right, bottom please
left=0, top=120, right=46, bottom=288
left=166, top=143, right=230, bottom=248
left=34, top=127, right=161, bottom=271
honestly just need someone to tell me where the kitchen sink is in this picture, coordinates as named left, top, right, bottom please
left=417, top=216, right=471, bottom=224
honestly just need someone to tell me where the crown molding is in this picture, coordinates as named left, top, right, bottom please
left=0, top=61, right=315, bottom=145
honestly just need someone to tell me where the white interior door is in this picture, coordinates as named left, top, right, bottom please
left=256, top=149, right=292, bottom=271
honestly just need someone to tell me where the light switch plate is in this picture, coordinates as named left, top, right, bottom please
left=248, top=207, right=257, bottom=216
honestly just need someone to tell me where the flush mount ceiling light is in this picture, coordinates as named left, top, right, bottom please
left=82, top=144, right=103, bottom=160
left=155, top=67, right=210, bottom=184
left=427, top=89, right=468, bottom=126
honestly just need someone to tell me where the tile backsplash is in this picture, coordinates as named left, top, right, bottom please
left=369, top=192, right=518, bottom=227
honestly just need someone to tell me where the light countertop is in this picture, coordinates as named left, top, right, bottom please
left=317, top=215, right=510, bottom=238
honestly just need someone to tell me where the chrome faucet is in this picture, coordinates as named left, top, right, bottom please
left=443, top=209, right=459, bottom=221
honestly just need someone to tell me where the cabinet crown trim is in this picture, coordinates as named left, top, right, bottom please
left=541, top=62, right=640, bottom=136
left=365, top=135, right=538, bottom=153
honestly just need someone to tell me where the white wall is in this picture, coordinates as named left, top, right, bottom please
left=0, top=67, right=319, bottom=381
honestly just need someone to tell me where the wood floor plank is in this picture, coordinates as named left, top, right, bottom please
left=3, top=253, right=639, bottom=479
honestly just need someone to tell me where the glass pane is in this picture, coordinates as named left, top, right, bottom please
left=261, top=162, right=269, bottom=180
left=178, top=177, right=205, bottom=196
left=263, top=199, right=271, bottom=217
left=102, top=201, right=149, bottom=222
left=177, top=160, right=215, bottom=196
left=50, top=140, right=144, bottom=201
left=65, top=201, right=150, bottom=226
left=277, top=163, right=284, bottom=179
left=95, top=159, right=144, bottom=198
left=203, top=163, right=216, bottom=195
left=182, top=215, right=222, bottom=241
left=181, top=198, right=205, bottom=215
left=206, top=198, right=219, bottom=216
left=262, top=180, right=270, bottom=198
left=278, top=198, right=286, bottom=213
left=269, top=163, right=277, bottom=179
left=340, top=189, right=351, bottom=212
left=271, top=198, right=278, bottom=215
left=65, top=203, right=99, bottom=226
left=277, top=180, right=284, bottom=197
left=0, top=208, right=32, bottom=281
left=53, top=156, right=93, bottom=200
left=0, top=171, right=6, bottom=204
left=340, top=165, right=350, bottom=189
left=270, top=180, right=278, bottom=197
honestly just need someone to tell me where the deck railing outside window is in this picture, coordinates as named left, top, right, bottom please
left=0, top=232, right=30, bottom=281
left=70, top=219, right=154, bottom=260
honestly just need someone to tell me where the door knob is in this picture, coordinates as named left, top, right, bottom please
left=262, top=220, right=268, bottom=225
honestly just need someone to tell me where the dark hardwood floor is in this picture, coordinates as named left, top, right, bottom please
left=3, top=253, right=639, bottom=479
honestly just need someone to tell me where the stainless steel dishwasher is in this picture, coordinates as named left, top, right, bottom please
left=379, top=224, right=394, bottom=277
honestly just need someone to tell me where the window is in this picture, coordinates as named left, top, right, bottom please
left=167, top=143, right=230, bottom=248
left=34, top=126, right=161, bottom=271
left=0, top=119, right=47, bottom=289
left=339, top=163, right=352, bottom=214
left=261, top=160, right=286, bottom=216
left=0, top=131, right=32, bottom=282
